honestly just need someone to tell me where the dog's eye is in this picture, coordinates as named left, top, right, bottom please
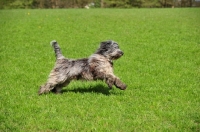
left=114, top=46, right=119, bottom=49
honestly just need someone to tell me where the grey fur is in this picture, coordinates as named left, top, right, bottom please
left=38, top=40, right=127, bottom=95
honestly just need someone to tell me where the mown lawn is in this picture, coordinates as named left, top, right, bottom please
left=0, top=8, right=199, bottom=131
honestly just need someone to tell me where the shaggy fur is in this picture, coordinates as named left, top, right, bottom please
left=38, top=40, right=127, bottom=95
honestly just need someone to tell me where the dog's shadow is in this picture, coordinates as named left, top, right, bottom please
left=62, top=84, right=111, bottom=95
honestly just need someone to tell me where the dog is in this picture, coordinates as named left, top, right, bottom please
left=38, top=40, right=127, bottom=95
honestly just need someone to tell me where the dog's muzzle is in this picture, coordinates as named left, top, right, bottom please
left=118, top=51, right=124, bottom=56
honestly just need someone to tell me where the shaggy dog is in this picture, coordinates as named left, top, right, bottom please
left=38, top=40, right=127, bottom=95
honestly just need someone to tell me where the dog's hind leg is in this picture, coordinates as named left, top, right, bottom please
left=51, top=85, right=62, bottom=94
left=51, top=81, right=70, bottom=94
left=38, top=82, right=56, bottom=95
left=38, top=72, right=61, bottom=95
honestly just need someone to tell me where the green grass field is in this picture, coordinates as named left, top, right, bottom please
left=0, top=8, right=199, bottom=131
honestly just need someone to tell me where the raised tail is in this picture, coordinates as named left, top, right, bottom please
left=50, top=40, right=64, bottom=59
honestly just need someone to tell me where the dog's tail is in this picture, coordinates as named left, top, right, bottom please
left=50, top=40, right=64, bottom=59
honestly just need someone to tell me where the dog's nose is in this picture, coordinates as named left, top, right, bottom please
left=120, top=51, right=124, bottom=55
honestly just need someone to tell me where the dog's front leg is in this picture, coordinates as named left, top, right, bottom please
left=105, top=74, right=127, bottom=90
left=114, top=77, right=127, bottom=90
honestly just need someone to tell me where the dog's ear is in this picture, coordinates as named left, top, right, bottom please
left=102, top=40, right=112, bottom=44
left=100, top=40, right=112, bottom=48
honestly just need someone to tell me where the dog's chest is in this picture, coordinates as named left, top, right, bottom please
left=88, top=54, right=113, bottom=74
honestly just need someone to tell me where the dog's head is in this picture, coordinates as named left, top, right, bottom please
left=95, top=40, right=124, bottom=60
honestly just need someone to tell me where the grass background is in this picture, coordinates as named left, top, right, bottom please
left=0, top=8, right=200, bottom=131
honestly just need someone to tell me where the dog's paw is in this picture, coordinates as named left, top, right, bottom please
left=120, top=84, right=127, bottom=90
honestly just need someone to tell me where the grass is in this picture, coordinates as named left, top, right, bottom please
left=0, top=8, right=200, bottom=131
